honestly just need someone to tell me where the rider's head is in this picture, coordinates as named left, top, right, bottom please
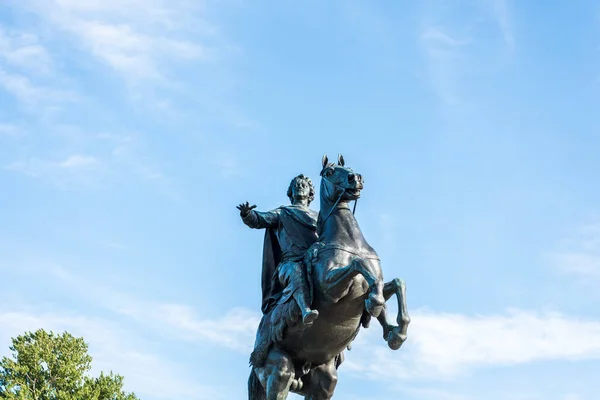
left=287, top=174, right=315, bottom=205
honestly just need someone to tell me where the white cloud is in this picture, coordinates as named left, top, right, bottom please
left=420, top=25, right=468, bottom=106
left=7, top=263, right=600, bottom=400
left=0, top=123, right=24, bottom=137
left=0, top=28, right=73, bottom=113
left=492, top=0, right=515, bottom=50
left=422, top=27, right=469, bottom=48
left=41, top=266, right=600, bottom=382
left=419, top=1, right=515, bottom=106
left=6, top=157, right=55, bottom=178
left=0, top=68, right=78, bottom=109
left=20, top=0, right=214, bottom=84
left=122, top=304, right=260, bottom=354
left=344, top=308, right=600, bottom=381
left=563, top=395, right=582, bottom=400
left=71, top=20, right=206, bottom=80
left=6, top=132, right=172, bottom=191
left=59, top=154, right=98, bottom=168
left=2, top=0, right=243, bottom=195
left=0, top=310, right=226, bottom=400
left=554, top=253, right=600, bottom=277
left=0, top=27, right=53, bottom=74
left=92, top=293, right=600, bottom=382
left=6, top=154, right=103, bottom=188
left=395, top=387, right=473, bottom=400
left=38, top=266, right=259, bottom=354
left=551, top=223, right=600, bottom=278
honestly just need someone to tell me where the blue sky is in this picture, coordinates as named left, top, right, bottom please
left=1, top=0, right=599, bottom=399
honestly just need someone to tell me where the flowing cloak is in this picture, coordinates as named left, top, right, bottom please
left=260, top=205, right=318, bottom=314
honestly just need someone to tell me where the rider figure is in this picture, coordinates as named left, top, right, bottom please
left=238, top=174, right=320, bottom=325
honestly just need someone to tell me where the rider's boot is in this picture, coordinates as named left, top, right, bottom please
left=295, top=285, right=319, bottom=325
left=302, top=308, right=319, bottom=325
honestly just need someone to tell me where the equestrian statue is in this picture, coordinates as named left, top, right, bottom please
left=237, top=154, right=410, bottom=399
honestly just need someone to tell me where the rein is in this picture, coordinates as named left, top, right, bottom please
left=318, top=243, right=379, bottom=260
left=319, top=175, right=359, bottom=233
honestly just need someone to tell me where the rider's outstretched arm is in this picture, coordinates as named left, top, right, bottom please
left=242, top=208, right=281, bottom=229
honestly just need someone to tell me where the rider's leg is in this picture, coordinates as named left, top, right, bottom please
left=291, top=263, right=319, bottom=324
left=294, top=283, right=319, bottom=325
left=280, top=261, right=319, bottom=325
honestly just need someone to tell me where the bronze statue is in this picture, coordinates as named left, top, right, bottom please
left=239, top=155, right=410, bottom=399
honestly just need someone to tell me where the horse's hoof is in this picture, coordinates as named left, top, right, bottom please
left=387, top=327, right=407, bottom=350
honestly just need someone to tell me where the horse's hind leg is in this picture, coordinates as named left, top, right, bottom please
left=254, top=347, right=295, bottom=400
left=301, top=358, right=338, bottom=400
left=375, top=278, right=410, bottom=350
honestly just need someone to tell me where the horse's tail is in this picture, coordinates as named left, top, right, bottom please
left=248, top=368, right=266, bottom=400
left=249, top=315, right=271, bottom=367
left=250, top=301, right=300, bottom=367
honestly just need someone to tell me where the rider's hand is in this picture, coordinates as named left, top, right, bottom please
left=236, top=201, right=257, bottom=217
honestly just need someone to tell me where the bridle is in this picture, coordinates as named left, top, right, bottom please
left=319, top=172, right=359, bottom=232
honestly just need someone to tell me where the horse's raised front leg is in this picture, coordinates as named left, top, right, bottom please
left=320, top=257, right=384, bottom=318
left=375, top=278, right=410, bottom=350
left=253, top=347, right=295, bottom=400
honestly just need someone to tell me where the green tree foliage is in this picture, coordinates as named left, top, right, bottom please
left=0, top=329, right=138, bottom=400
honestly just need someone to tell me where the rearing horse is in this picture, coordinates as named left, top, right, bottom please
left=249, top=154, right=410, bottom=400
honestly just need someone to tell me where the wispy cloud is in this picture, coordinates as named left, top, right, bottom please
left=0, top=27, right=75, bottom=114
left=6, top=131, right=171, bottom=191
left=492, top=0, right=515, bottom=50
left=120, top=304, right=260, bottom=354
left=6, top=154, right=104, bottom=188
left=0, top=310, right=230, bottom=400
left=419, top=0, right=516, bottom=106
left=554, top=253, right=600, bottom=277
left=7, top=261, right=599, bottom=400
left=550, top=223, right=600, bottom=278
left=69, top=20, right=207, bottom=81
left=0, top=68, right=78, bottom=110
left=41, top=266, right=600, bottom=382
left=344, top=308, right=600, bottom=381
left=40, top=265, right=259, bottom=354
left=19, top=0, right=216, bottom=86
left=0, top=123, right=25, bottom=137
left=394, top=387, right=473, bottom=400
left=420, top=25, right=468, bottom=106
left=422, top=27, right=470, bottom=48
left=2, top=0, right=235, bottom=195
left=59, top=154, right=98, bottom=168
left=0, top=27, right=53, bottom=75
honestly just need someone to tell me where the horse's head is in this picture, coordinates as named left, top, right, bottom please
left=320, top=153, right=364, bottom=204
